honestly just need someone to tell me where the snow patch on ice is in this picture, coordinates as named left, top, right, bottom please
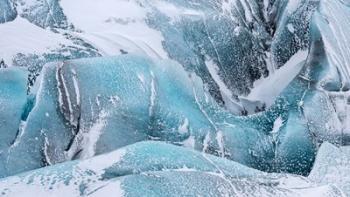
left=205, top=58, right=243, bottom=114
left=287, top=24, right=295, bottom=33
left=244, top=50, right=308, bottom=107
left=149, top=71, right=156, bottom=116
left=203, top=133, right=211, bottom=153
left=239, top=0, right=253, bottom=22
left=216, top=130, right=225, bottom=157
left=178, top=118, right=189, bottom=134
left=78, top=148, right=126, bottom=174
left=89, top=180, right=124, bottom=197
left=80, top=110, right=108, bottom=159
left=272, top=116, right=284, bottom=134
left=71, top=69, right=80, bottom=106
left=286, top=0, right=302, bottom=13
left=182, top=135, right=195, bottom=148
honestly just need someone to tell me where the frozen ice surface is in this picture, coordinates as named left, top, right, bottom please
left=0, top=141, right=345, bottom=197
left=0, top=55, right=274, bottom=177
left=0, top=0, right=350, bottom=196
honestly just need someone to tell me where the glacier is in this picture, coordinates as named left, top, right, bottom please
left=0, top=0, right=350, bottom=196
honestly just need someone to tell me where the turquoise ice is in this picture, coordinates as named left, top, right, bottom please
left=0, top=141, right=346, bottom=197
left=0, top=0, right=349, bottom=195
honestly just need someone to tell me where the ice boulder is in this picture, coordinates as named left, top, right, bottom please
left=1, top=55, right=264, bottom=177
left=0, top=54, right=312, bottom=177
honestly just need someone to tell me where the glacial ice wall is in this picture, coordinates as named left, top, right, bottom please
left=0, top=0, right=350, bottom=196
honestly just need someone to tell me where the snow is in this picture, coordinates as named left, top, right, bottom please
left=0, top=17, right=74, bottom=64
left=263, top=0, right=270, bottom=21
left=202, top=133, right=211, bottom=152
left=271, top=116, right=283, bottom=145
left=89, top=181, right=124, bottom=197
left=153, top=1, right=202, bottom=22
left=221, top=0, right=232, bottom=14
left=60, top=0, right=168, bottom=59
left=182, top=136, right=195, bottom=148
left=239, top=0, right=253, bottom=23
left=43, top=135, right=52, bottom=165
left=81, top=110, right=109, bottom=159
left=137, top=73, right=146, bottom=91
left=0, top=176, right=82, bottom=197
left=296, top=185, right=345, bottom=197
left=271, top=116, right=284, bottom=134
left=149, top=71, right=156, bottom=116
left=287, top=24, right=295, bottom=33
left=286, top=0, right=302, bottom=13
left=71, top=69, right=80, bottom=106
left=205, top=58, right=243, bottom=114
left=244, top=50, right=308, bottom=106
left=216, top=130, right=225, bottom=157
left=60, top=0, right=145, bottom=30
left=78, top=148, right=126, bottom=174
left=178, top=118, right=189, bottom=134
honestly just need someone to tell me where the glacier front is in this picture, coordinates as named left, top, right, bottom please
left=0, top=0, right=350, bottom=196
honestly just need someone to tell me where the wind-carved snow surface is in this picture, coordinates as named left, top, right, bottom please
left=60, top=0, right=168, bottom=59
left=0, top=17, right=74, bottom=64
left=0, top=0, right=350, bottom=196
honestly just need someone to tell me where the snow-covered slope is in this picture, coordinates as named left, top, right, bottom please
left=60, top=0, right=168, bottom=59
left=0, top=17, right=75, bottom=64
